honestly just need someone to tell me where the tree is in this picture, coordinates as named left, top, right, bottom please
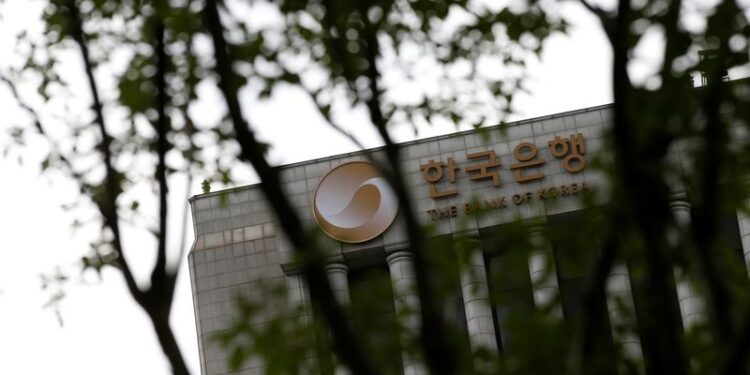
left=2, top=0, right=749, bottom=374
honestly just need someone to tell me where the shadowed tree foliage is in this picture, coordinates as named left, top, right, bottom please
left=1, top=0, right=750, bottom=374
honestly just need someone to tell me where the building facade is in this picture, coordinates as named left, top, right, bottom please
left=188, top=103, right=750, bottom=374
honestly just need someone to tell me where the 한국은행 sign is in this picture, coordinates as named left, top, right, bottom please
left=419, top=133, right=590, bottom=221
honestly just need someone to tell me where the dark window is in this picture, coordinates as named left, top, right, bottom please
left=481, top=225, right=536, bottom=352
left=349, top=264, right=403, bottom=375
left=715, top=212, right=747, bottom=283
left=548, top=212, right=617, bottom=372
left=424, top=235, right=472, bottom=364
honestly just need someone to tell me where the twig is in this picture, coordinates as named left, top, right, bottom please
left=297, top=84, right=366, bottom=150
left=0, top=72, right=85, bottom=182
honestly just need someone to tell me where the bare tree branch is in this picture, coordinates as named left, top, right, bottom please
left=352, top=2, right=456, bottom=373
left=605, top=0, right=688, bottom=372
left=64, top=0, right=142, bottom=303
left=65, top=2, right=190, bottom=373
left=174, top=21, right=200, bottom=268
left=150, top=18, right=174, bottom=297
left=578, top=218, right=619, bottom=373
left=142, top=15, right=190, bottom=375
left=579, top=0, right=615, bottom=44
left=689, top=0, right=742, bottom=349
left=202, top=2, right=377, bottom=374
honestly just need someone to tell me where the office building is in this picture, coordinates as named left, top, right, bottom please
left=188, top=102, right=750, bottom=374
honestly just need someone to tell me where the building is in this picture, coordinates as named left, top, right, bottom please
left=188, top=102, right=750, bottom=374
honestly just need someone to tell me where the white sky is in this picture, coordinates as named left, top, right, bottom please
left=0, top=1, right=624, bottom=374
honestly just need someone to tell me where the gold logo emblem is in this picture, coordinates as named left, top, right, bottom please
left=313, top=161, right=398, bottom=243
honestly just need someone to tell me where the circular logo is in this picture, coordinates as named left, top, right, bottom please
left=313, top=161, right=398, bottom=243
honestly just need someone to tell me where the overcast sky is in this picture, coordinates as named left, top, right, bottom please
left=0, top=1, right=618, bottom=373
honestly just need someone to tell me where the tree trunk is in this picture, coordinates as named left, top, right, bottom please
left=148, top=309, right=190, bottom=375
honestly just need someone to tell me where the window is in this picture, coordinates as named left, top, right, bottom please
left=548, top=211, right=616, bottom=372
left=482, top=224, right=536, bottom=352
left=349, top=264, right=403, bottom=375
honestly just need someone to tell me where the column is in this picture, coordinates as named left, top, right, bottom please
left=325, top=261, right=351, bottom=375
left=669, top=196, right=706, bottom=329
left=528, top=226, right=563, bottom=317
left=737, top=204, right=750, bottom=277
left=326, top=261, right=351, bottom=306
left=458, top=243, right=499, bottom=358
left=286, top=273, right=317, bottom=374
left=605, top=265, right=643, bottom=366
left=386, top=250, right=427, bottom=375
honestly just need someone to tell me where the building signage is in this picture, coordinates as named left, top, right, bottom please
left=420, top=133, right=587, bottom=198
left=420, top=133, right=590, bottom=221
left=312, top=161, right=399, bottom=243
left=312, top=133, right=591, bottom=241
left=426, top=181, right=589, bottom=221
